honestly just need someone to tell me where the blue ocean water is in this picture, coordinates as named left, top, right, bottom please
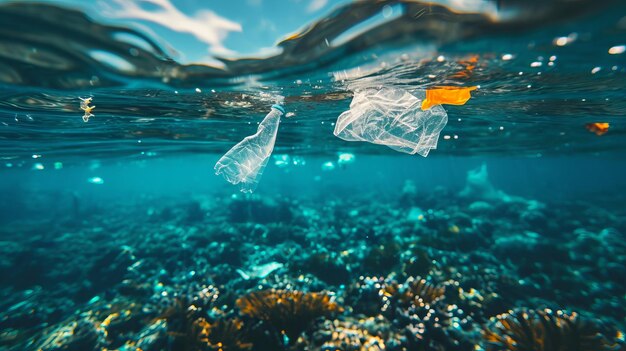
left=1, top=1, right=625, bottom=350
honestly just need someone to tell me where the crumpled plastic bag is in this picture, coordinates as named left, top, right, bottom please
left=215, top=105, right=284, bottom=193
left=333, top=87, right=448, bottom=156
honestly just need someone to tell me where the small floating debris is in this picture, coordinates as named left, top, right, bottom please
left=87, top=176, right=104, bottom=184
left=79, top=97, right=95, bottom=122
left=585, top=122, right=610, bottom=136
left=608, top=45, right=625, bottom=55
left=273, top=154, right=306, bottom=169
left=273, top=154, right=292, bottom=168
left=321, top=161, right=336, bottom=171
left=421, top=86, right=477, bottom=111
left=337, top=152, right=355, bottom=166
left=553, top=33, right=577, bottom=46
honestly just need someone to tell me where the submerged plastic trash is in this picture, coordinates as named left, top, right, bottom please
left=421, top=86, right=477, bottom=111
left=337, top=152, right=355, bottom=166
left=321, top=161, right=336, bottom=171
left=585, top=122, right=609, bottom=136
left=87, top=176, right=104, bottom=185
left=273, top=154, right=306, bottom=169
left=215, top=104, right=285, bottom=193
left=236, top=262, right=283, bottom=280
left=79, top=97, right=95, bottom=122
left=273, top=154, right=291, bottom=169
left=334, top=87, right=447, bottom=156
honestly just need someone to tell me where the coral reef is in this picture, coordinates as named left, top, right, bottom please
left=236, top=289, right=343, bottom=345
left=193, top=317, right=253, bottom=351
left=0, top=177, right=625, bottom=351
left=482, top=308, right=620, bottom=351
left=298, top=317, right=391, bottom=351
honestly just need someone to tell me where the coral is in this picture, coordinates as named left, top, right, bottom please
left=35, top=313, right=101, bottom=351
left=346, top=276, right=389, bottom=317
left=134, top=319, right=169, bottom=351
left=346, top=276, right=446, bottom=318
left=295, top=250, right=351, bottom=285
left=87, top=246, right=136, bottom=298
left=401, top=248, right=433, bottom=278
left=362, top=240, right=401, bottom=275
left=373, top=277, right=475, bottom=351
left=302, top=318, right=389, bottom=351
left=227, top=195, right=292, bottom=223
left=193, top=317, right=253, bottom=351
left=155, top=284, right=221, bottom=351
left=396, top=277, right=446, bottom=306
left=236, top=289, right=343, bottom=344
left=482, top=308, right=620, bottom=351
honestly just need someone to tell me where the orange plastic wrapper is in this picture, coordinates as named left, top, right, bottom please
left=585, top=122, right=610, bottom=136
left=421, top=86, right=477, bottom=111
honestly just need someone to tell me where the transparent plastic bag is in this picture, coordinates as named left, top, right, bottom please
left=334, top=87, right=447, bottom=156
left=215, top=105, right=284, bottom=193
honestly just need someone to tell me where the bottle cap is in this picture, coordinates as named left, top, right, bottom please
left=271, top=104, right=285, bottom=114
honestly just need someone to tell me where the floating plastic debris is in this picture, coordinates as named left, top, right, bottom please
left=334, top=87, right=447, bottom=156
left=608, top=45, right=625, bottom=55
left=321, top=161, right=336, bottom=171
left=215, top=105, right=285, bottom=193
left=337, top=152, right=355, bottom=166
left=87, top=176, right=104, bottom=184
left=273, top=154, right=306, bottom=169
left=54, top=162, right=63, bottom=170
left=33, top=163, right=44, bottom=170
left=79, top=97, right=95, bottom=122
left=292, top=156, right=306, bottom=166
left=421, top=86, right=477, bottom=111
left=585, top=122, right=610, bottom=136
left=553, top=33, right=577, bottom=46
left=273, top=154, right=291, bottom=168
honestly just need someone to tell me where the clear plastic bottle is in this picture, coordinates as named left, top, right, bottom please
left=214, top=104, right=285, bottom=193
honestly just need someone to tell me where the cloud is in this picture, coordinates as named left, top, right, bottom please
left=106, top=0, right=242, bottom=56
left=307, top=0, right=327, bottom=13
